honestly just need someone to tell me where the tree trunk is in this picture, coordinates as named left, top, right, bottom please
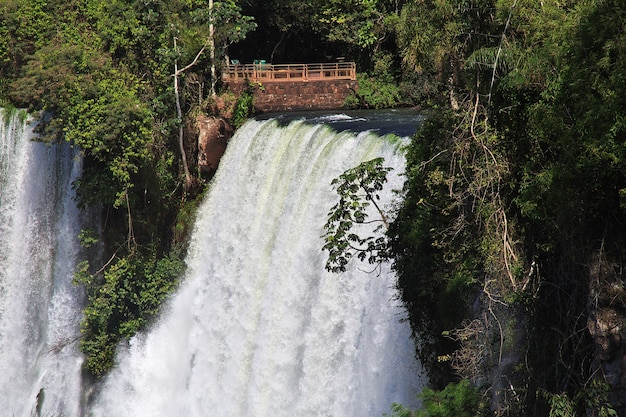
left=173, top=37, right=193, bottom=189
left=209, top=0, right=217, bottom=97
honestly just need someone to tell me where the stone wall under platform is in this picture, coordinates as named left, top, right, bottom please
left=226, top=79, right=358, bottom=112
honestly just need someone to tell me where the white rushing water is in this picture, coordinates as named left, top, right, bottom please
left=92, top=118, right=425, bottom=417
left=0, top=110, right=85, bottom=416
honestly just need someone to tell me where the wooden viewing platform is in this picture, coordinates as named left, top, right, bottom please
left=223, top=62, right=357, bottom=83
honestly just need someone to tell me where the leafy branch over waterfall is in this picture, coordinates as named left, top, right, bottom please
left=323, top=157, right=393, bottom=273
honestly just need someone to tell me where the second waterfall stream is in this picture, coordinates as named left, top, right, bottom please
left=91, top=116, right=425, bottom=416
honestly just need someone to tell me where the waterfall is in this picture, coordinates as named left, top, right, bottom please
left=0, top=110, right=86, bottom=417
left=92, top=118, right=425, bottom=417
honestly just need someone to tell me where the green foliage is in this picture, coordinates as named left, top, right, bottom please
left=390, top=0, right=626, bottom=412
left=543, top=392, right=576, bottom=417
left=3, top=0, right=53, bottom=55
left=69, top=72, right=153, bottom=207
left=173, top=194, right=203, bottom=245
left=386, top=380, right=483, bottom=417
left=10, top=38, right=154, bottom=208
left=78, top=229, right=100, bottom=248
left=386, top=403, right=417, bottom=417
left=232, top=84, right=256, bottom=128
left=76, top=248, right=185, bottom=376
left=198, top=0, right=257, bottom=54
left=323, top=158, right=393, bottom=272
left=345, top=73, right=401, bottom=109
left=417, top=380, right=482, bottom=417
left=388, top=111, right=485, bottom=382
left=345, top=50, right=402, bottom=109
left=542, top=380, right=617, bottom=417
left=317, top=0, right=387, bottom=49
left=395, top=0, right=499, bottom=104
left=483, top=4, right=626, bottom=411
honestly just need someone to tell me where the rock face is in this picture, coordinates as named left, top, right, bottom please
left=588, top=258, right=626, bottom=415
left=196, top=115, right=233, bottom=177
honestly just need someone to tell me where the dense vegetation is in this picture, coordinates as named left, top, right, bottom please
left=2, top=0, right=626, bottom=415
left=386, top=2, right=626, bottom=415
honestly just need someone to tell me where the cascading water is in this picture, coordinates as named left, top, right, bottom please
left=0, top=109, right=424, bottom=416
left=92, top=117, right=425, bottom=417
left=0, top=110, right=86, bottom=417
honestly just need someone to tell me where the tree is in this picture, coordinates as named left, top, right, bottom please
left=395, top=0, right=499, bottom=105
left=170, top=0, right=256, bottom=188
left=316, top=0, right=395, bottom=51
left=172, top=0, right=256, bottom=94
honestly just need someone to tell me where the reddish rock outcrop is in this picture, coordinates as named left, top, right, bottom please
left=196, top=115, right=233, bottom=177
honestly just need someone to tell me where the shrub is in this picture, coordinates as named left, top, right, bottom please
left=232, top=83, right=257, bottom=128
left=76, top=248, right=185, bottom=376
left=386, top=380, right=483, bottom=417
left=345, top=73, right=401, bottom=109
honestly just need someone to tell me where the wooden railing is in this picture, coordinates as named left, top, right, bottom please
left=223, top=62, right=357, bottom=83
